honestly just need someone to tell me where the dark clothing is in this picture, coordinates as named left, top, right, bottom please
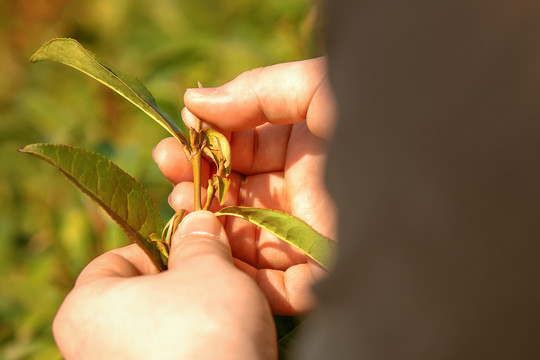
left=299, top=1, right=540, bottom=358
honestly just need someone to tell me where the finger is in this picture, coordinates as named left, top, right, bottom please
left=167, top=210, right=233, bottom=270
left=222, top=172, right=309, bottom=269
left=285, top=122, right=337, bottom=239
left=226, top=213, right=309, bottom=271
left=168, top=174, right=240, bottom=212
left=152, top=137, right=210, bottom=185
left=229, top=123, right=291, bottom=175
left=163, top=120, right=292, bottom=176
left=74, top=244, right=158, bottom=287
left=181, top=107, right=232, bottom=142
left=169, top=182, right=209, bottom=212
left=184, top=57, right=336, bottom=139
left=233, top=258, right=322, bottom=315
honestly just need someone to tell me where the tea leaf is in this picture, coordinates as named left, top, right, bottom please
left=213, top=174, right=230, bottom=206
left=30, top=38, right=188, bottom=145
left=215, top=206, right=335, bottom=269
left=19, top=143, right=167, bottom=271
left=201, top=129, right=231, bottom=176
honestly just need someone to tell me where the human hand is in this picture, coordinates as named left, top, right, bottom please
left=153, top=58, right=337, bottom=315
left=53, top=211, right=276, bottom=360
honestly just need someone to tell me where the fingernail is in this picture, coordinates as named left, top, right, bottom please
left=186, top=87, right=218, bottom=98
left=177, top=210, right=221, bottom=237
left=181, top=107, right=200, bottom=129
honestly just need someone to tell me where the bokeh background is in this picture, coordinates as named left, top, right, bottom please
left=0, top=0, right=321, bottom=358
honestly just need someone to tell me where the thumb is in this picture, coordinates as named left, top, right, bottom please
left=167, top=210, right=232, bottom=270
left=183, top=57, right=336, bottom=139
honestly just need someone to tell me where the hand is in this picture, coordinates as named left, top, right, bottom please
left=153, top=58, right=337, bottom=315
left=53, top=211, right=277, bottom=360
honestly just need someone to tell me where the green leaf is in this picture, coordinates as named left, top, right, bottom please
left=201, top=129, right=231, bottom=176
left=30, top=38, right=188, bottom=145
left=274, top=315, right=305, bottom=360
left=19, top=143, right=167, bottom=271
left=215, top=206, right=335, bottom=269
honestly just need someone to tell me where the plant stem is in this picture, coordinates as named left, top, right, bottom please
left=192, top=150, right=203, bottom=210
left=191, top=109, right=204, bottom=211
left=189, top=90, right=204, bottom=211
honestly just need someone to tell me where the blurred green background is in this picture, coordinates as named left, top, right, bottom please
left=0, top=0, right=321, bottom=358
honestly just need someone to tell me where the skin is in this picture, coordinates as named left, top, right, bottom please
left=53, top=58, right=336, bottom=359
left=53, top=211, right=277, bottom=360
left=154, top=57, right=337, bottom=315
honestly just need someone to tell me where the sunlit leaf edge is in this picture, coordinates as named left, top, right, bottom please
left=30, top=38, right=188, bottom=145
left=215, top=206, right=335, bottom=269
left=19, top=143, right=167, bottom=271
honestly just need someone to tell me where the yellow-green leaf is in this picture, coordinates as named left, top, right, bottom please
left=213, top=174, right=230, bottom=206
left=201, top=129, right=231, bottom=176
left=215, top=206, right=335, bottom=269
left=30, top=38, right=188, bottom=145
left=19, top=143, right=167, bottom=271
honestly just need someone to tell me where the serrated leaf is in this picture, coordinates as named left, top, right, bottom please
left=19, top=143, right=167, bottom=271
left=201, top=129, right=231, bottom=176
left=215, top=206, right=335, bottom=269
left=30, top=38, right=188, bottom=145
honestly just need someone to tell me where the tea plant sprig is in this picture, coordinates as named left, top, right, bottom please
left=20, top=38, right=335, bottom=272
